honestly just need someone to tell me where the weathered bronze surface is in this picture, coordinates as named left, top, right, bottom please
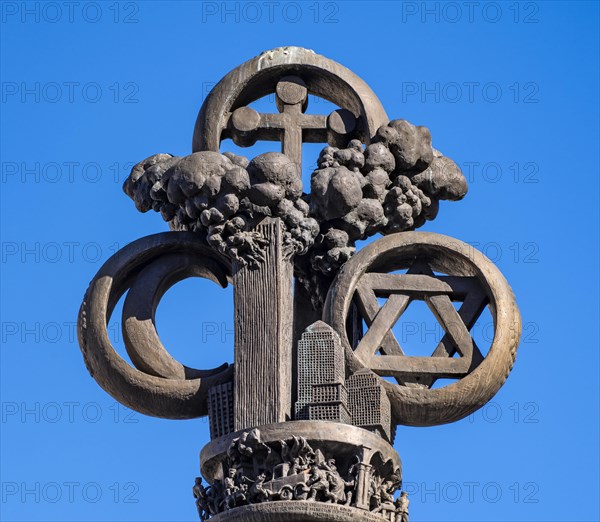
left=77, top=47, right=521, bottom=521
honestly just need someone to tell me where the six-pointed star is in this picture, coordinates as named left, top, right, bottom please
left=353, top=260, right=489, bottom=387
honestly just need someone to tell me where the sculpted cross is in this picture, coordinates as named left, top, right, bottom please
left=226, top=75, right=358, bottom=169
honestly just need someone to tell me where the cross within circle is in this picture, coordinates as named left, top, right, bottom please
left=227, top=75, right=358, bottom=171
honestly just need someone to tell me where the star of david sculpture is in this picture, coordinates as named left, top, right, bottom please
left=78, top=47, right=521, bottom=521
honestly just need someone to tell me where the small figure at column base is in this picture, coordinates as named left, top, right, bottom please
left=395, top=491, right=409, bottom=522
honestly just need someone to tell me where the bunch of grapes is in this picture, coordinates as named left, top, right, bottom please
left=298, top=119, right=467, bottom=307
left=124, top=151, right=319, bottom=266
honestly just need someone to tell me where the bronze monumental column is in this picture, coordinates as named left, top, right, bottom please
left=78, top=47, right=521, bottom=521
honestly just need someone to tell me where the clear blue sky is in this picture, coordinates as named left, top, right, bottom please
left=1, top=2, right=598, bottom=521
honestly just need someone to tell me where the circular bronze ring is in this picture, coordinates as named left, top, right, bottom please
left=324, top=231, right=521, bottom=427
left=193, top=46, right=389, bottom=153
left=122, top=252, right=230, bottom=380
left=77, top=232, right=233, bottom=419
